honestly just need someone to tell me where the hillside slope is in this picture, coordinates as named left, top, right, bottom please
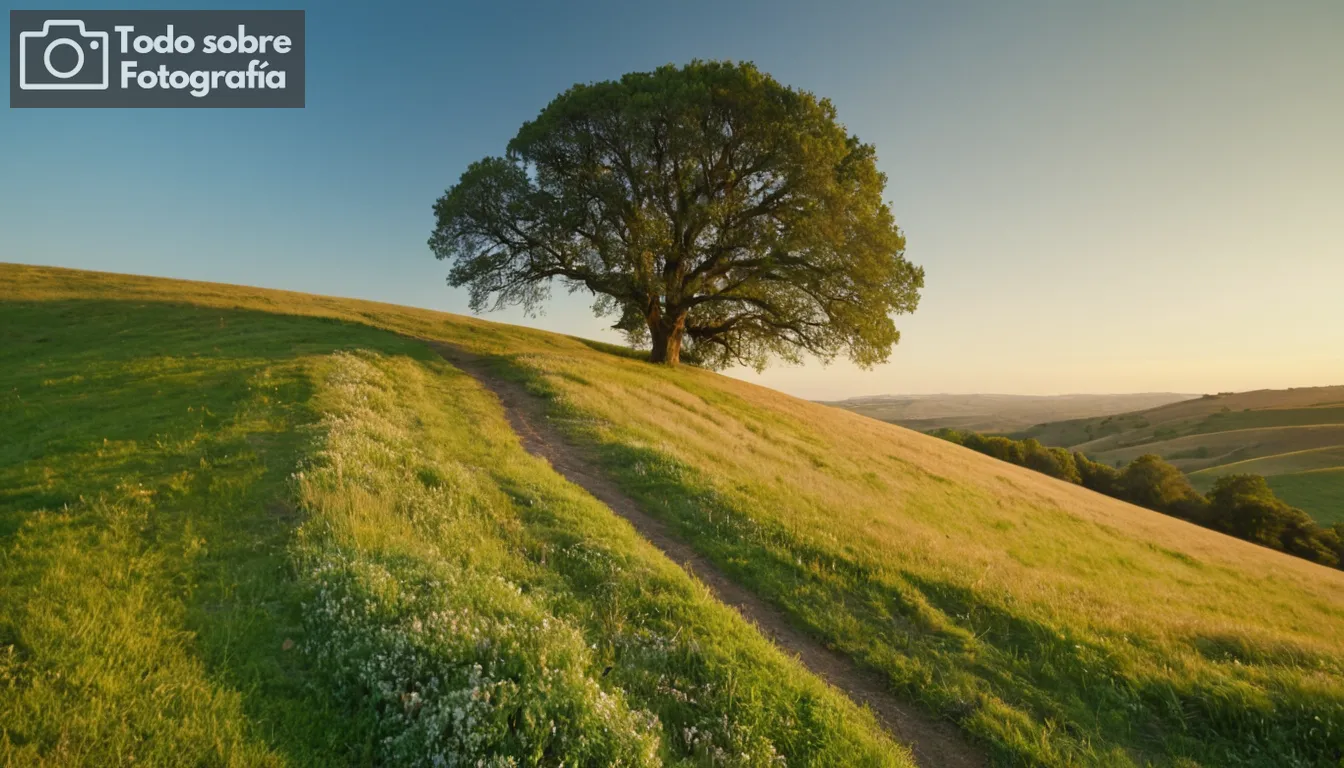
left=825, top=392, right=1194, bottom=434
left=1019, top=388, right=1344, bottom=523
left=0, top=267, right=907, bottom=766
left=4, top=264, right=1344, bottom=767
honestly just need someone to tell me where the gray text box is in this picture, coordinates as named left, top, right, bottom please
left=10, top=10, right=305, bottom=108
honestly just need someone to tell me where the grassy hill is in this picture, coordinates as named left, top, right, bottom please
left=825, top=392, right=1194, bottom=434
left=4, top=264, right=1343, bottom=767
left=1018, top=389, right=1344, bottom=524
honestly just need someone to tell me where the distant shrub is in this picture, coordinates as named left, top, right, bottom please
left=1074, top=452, right=1120, bottom=496
left=1205, top=475, right=1339, bottom=567
left=1048, top=447, right=1082, bottom=484
left=1019, top=439, right=1081, bottom=483
left=930, top=427, right=967, bottom=446
left=1117, top=455, right=1207, bottom=519
left=978, top=435, right=1025, bottom=465
left=1282, top=521, right=1341, bottom=566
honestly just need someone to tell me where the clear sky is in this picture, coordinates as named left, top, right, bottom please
left=3, top=1, right=1341, bottom=400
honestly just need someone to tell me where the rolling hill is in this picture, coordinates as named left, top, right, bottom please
left=1018, top=388, right=1344, bottom=524
left=3, top=263, right=1343, bottom=767
left=825, top=392, right=1195, bottom=434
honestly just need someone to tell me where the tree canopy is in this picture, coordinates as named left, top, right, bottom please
left=429, top=60, right=923, bottom=368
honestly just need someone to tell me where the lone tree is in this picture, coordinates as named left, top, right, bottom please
left=429, top=60, right=923, bottom=368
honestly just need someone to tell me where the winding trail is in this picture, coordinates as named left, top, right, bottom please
left=428, top=342, right=987, bottom=768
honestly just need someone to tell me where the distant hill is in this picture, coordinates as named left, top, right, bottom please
left=1018, top=386, right=1344, bottom=524
left=823, top=392, right=1196, bottom=434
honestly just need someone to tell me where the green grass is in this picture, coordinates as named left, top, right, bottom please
left=1090, top=425, right=1344, bottom=472
left=1267, top=470, right=1344, bottom=526
left=5, top=263, right=1344, bottom=767
left=1189, top=447, right=1344, bottom=490
left=0, top=299, right=411, bottom=765
left=288, top=348, right=906, bottom=765
left=493, top=347, right=1344, bottom=768
left=0, top=281, right=906, bottom=764
left=1188, top=407, right=1344, bottom=435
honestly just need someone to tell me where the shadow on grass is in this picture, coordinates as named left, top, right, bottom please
left=567, top=335, right=649, bottom=362
left=0, top=299, right=437, bottom=764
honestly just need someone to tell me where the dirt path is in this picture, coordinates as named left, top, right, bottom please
left=428, top=342, right=987, bottom=768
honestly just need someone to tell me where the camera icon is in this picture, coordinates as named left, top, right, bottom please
left=18, top=20, right=110, bottom=90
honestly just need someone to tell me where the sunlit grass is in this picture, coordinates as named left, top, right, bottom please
left=0, top=298, right=409, bottom=765
left=290, top=349, right=905, bottom=765
left=490, top=349, right=1344, bottom=766
left=6, top=263, right=1344, bottom=766
left=0, top=267, right=906, bottom=765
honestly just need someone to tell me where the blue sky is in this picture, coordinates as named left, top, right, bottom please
left=4, top=1, right=1342, bottom=399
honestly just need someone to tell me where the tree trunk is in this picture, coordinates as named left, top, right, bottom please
left=648, top=312, right=686, bottom=366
